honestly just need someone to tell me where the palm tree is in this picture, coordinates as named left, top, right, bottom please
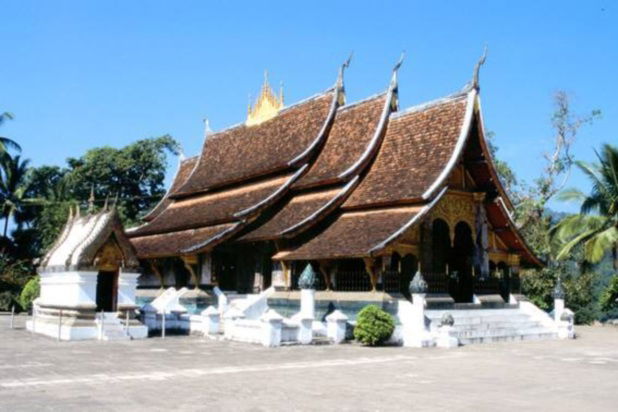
left=0, top=155, right=31, bottom=238
left=0, top=112, right=22, bottom=157
left=552, top=144, right=618, bottom=269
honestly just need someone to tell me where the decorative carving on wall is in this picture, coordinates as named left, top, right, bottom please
left=429, top=192, right=478, bottom=243
left=93, top=238, right=124, bottom=271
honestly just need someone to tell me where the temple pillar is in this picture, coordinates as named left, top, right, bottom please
left=280, top=261, right=292, bottom=290
left=200, top=254, right=213, bottom=285
left=363, top=258, right=378, bottom=292
left=420, top=218, right=434, bottom=274
left=149, top=260, right=164, bottom=289
left=181, top=255, right=199, bottom=289
left=317, top=260, right=332, bottom=291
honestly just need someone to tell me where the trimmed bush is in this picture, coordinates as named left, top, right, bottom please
left=353, top=304, right=395, bottom=346
left=20, top=277, right=40, bottom=312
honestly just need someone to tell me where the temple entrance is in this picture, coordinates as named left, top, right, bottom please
left=451, top=222, right=475, bottom=302
left=96, top=270, right=118, bottom=312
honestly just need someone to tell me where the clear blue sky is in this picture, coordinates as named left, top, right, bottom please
left=1, top=1, right=616, bottom=212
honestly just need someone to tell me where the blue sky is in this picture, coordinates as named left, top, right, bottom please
left=1, top=1, right=616, bottom=212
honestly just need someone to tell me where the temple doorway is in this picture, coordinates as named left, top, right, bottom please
left=451, top=222, right=475, bottom=302
left=96, top=270, right=118, bottom=312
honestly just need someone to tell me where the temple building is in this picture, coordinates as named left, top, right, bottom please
left=31, top=53, right=573, bottom=344
left=126, top=54, right=540, bottom=314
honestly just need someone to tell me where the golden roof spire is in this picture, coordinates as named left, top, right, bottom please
left=246, top=70, right=284, bottom=126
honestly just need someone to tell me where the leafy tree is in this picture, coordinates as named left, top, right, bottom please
left=552, top=144, right=618, bottom=268
left=16, top=135, right=180, bottom=256
left=63, top=135, right=180, bottom=225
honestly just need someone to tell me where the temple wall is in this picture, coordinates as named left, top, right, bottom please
left=39, top=271, right=98, bottom=308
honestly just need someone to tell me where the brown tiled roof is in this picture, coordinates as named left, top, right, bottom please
left=129, top=174, right=293, bottom=237
left=142, top=156, right=198, bottom=222
left=344, top=93, right=470, bottom=209
left=131, top=223, right=236, bottom=258
left=294, top=94, right=387, bottom=189
left=275, top=206, right=423, bottom=260
left=175, top=91, right=335, bottom=196
left=240, top=187, right=345, bottom=242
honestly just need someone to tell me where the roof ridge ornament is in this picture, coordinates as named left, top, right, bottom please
left=465, top=45, right=488, bottom=92
left=389, top=51, right=405, bottom=110
left=88, top=185, right=95, bottom=214
left=336, top=52, right=353, bottom=105
left=202, top=117, right=212, bottom=142
left=246, top=70, right=285, bottom=126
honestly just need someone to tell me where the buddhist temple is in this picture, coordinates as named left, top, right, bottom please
left=127, top=53, right=540, bottom=310
left=33, top=53, right=569, bottom=344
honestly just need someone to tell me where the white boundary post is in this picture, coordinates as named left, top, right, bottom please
left=10, top=305, right=15, bottom=329
left=57, top=310, right=63, bottom=341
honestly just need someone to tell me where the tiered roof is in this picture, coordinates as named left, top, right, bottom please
left=127, top=55, right=540, bottom=267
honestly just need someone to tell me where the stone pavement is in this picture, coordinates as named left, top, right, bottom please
left=0, top=314, right=617, bottom=411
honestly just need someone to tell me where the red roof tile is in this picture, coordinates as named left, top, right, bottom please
left=344, top=93, right=470, bottom=209
left=240, top=187, right=345, bottom=242
left=294, top=94, right=386, bottom=189
left=130, top=173, right=294, bottom=236
left=131, top=223, right=236, bottom=258
left=275, top=206, right=422, bottom=260
left=142, top=156, right=198, bottom=222
left=176, top=91, right=335, bottom=195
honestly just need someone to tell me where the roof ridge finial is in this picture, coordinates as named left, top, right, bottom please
left=263, top=69, right=269, bottom=89
left=468, top=45, right=488, bottom=92
left=88, top=185, right=95, bottom=214
left=388, top=51, right=405, bottom=111
left=279, top=81, right=284, bottom=104
left=336, top=52, right=353, bottom=105
left=75, top=203, right=81, bottom=218
left=390, top=51, right=405, bottom=88
left=103, top=195, right=109, bottom=211
left=202, top=117, right=212, bottom=140
left=67, top=203, right=74, bottom=222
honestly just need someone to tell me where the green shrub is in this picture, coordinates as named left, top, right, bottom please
left=353, top=305, right=395, bottom=346
left=20, top=277, right=40, bottom=311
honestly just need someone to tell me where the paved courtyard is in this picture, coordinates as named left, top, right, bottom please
left=0, top=314, right=617, bottom=411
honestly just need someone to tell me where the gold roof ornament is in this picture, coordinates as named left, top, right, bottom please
left=246, top=70, right=284, bottom=126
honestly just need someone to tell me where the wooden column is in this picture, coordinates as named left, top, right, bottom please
left=363, top=258, right=378, bottom=292
left=281, top=260, right=292, bottom=290
left=149, top=260, right=164, bottom=289
left=181, top=255, right=199, bottom=289
left=317, top=260, right=331, bottom=291
left=419, top=218, right=434, bottom=274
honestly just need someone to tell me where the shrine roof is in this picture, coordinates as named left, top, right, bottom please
left=130, top=223, right=238, bottom=258
left=129, top=172, right=300, bottom=237
left=344, top=91, right=473, bottom=209
left=142, top=156, right=198, bottom=222
left=274, top=206, right=424, bottom=260
left=41, top=208, right=139, bottom=271
left=175, top=90, right=336, bottom=196
left=239, top=182, right=355, bottom=242
left=294, top=93, right=387, bottom=189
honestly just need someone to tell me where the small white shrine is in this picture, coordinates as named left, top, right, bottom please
left=27, top=205, right=148, bottom=340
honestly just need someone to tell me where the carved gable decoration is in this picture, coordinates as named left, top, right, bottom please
left=429, top=191, right=477, bottom=241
